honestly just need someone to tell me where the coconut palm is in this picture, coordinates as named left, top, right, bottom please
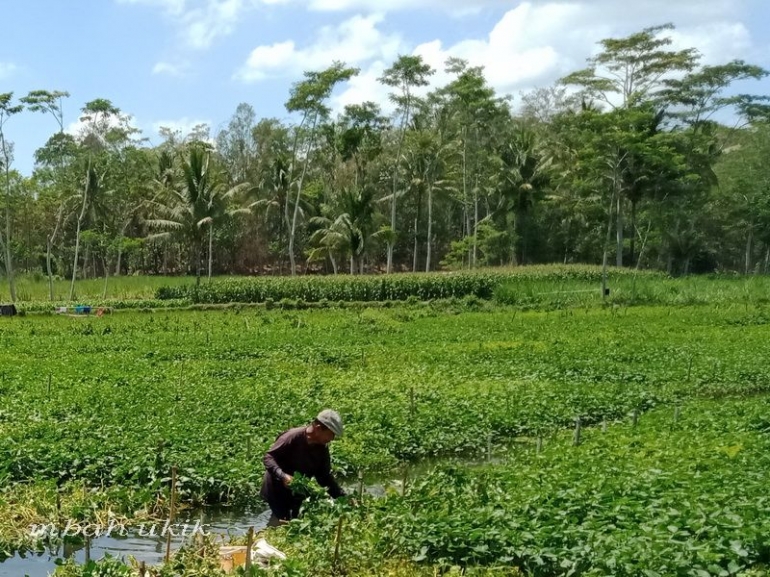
left=309, top=185, right=380, bottom=274
left=147, top=146, right=250, bottom=282
left=495, top=124, right=553, bottom=265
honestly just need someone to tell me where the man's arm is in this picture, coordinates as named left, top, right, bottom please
left=264, top=430, right=296, bottom=486
left=315, top=449, right=345, bottom=498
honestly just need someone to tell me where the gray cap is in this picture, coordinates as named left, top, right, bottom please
left=316, top=409, right=343, bottom=438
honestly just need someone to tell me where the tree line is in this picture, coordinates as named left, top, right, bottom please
left=1, top=23, right=769, bottom=302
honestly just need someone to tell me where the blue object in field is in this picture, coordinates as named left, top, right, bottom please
left=75, top=305, right=92, bottom=314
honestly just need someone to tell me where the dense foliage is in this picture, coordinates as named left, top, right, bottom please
left=154, top=266, right=665, bottom=304
left=1, top=24, right=770, bottom=306
left=1, top=300, right=770, bottom=575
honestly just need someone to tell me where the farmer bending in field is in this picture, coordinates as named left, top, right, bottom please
left=260, top=409, right=346, bottom=525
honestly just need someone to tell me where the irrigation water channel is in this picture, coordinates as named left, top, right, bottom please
left=1, top=445, right=513, bottom=577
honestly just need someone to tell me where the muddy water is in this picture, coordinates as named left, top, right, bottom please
left=0, top=448, right=511, bottom=576
left=0, top=505, right=273, bottom=577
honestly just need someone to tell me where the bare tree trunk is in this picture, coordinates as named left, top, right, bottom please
left=629, top=199, right=637, bottom=266
left=745, top=229, right=753, bottom=275
left=473, top=175, right=479, bottom=269
left=426, top=183, right=433, bottom=272
left=601, top=190, right=616, bottom=301
left=289, top=115, right=318, bottom=277
left=330, top=254, right=338, bottom=275
left=616, top=193, right=624, bottom=268
left=465, top=209, right=472, bottom=269
left=195, top=243, right=202, bottom=286
left=208, top=222, right=214, bottom=280
left=412, top=190, right=421, bottom=273
left=349, top=255, right=354, bottom=275
left=115, top=218, right=133, bottom=277
left=82, top=245, right=90, bottom=280
left=46, top=201, right=66, bottom=300
left=388, top=102, right=412, bottom=275
left=764, top=246, right=770, bottom=274
left=1, top=139, right=16, bottom=302
left=462, top=129, right=474, bottom=269
left=102, top=257, right=109, bottom=299
left=69, top=161, right=91, bottom=301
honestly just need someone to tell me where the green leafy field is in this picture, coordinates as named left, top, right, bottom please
left=1, top=300, right=769, bottom=574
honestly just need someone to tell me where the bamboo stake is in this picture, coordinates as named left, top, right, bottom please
left=245, top=526, right=254, bottom=572
left=573, top=417, right=582, bottom=446
left=165, top=465, right=177, bottom=563
left=332, top=515, right=344, bottom=573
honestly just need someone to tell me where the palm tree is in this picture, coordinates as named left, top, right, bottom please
left=147, top=146, right=250, bottom=282
left=495, top=125, right=553, bottom=265
left=248, top=154, right=312, bottom=274
left=309, top=186, right=380, bottom=274
left=69, top=159, right=102, bottom=300
left=403, top=105, right=458, bottom=272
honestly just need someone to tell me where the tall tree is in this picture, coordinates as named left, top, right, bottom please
left=560, top=23, right=700, bottom=266
left=494, top=123, right=553, bottom=265
left=0, top=93, right=24, bottom=302
left=379, top=55, right=434, bottom=273
left=560, top=23, right=699, bottom=109
left=216, top=103, right=257, bottom=184
left=439, top=58, right=504, bottom=267
left=22, top=89, right=71, bottom=299
left=285, top=62, right=358, bottom=276
left=148, top=146, right=250, bottom=282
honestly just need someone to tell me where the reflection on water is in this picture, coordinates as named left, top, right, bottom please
left=0, top=505, right=273, bottom=577
left=1, top=450, right=504, bottom=577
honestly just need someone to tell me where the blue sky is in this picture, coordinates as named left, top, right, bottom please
left=2, top=0, right=769, bottom=175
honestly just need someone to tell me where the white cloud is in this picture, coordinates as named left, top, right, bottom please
left=181, top=0, right=248, bottom=49
left=0, top=62, right=17, bottom=79
left=152, top=60, right=191, bottom=77
left=669, top=23, right=753, bottom=65
left=117, top=0, right=256, bottom=50
left=66, top=114, right=141, bottom=141
left=321, top=1, right=756, bottom=114
left=117, top=0, right=187, bottom=13
left=264, top=0, right=509, bottom=16
left=152, top=117, right=212, bottom=139
left=235, top=13, right=405, bottom=82
left=269, top=0, right=741, bottom=18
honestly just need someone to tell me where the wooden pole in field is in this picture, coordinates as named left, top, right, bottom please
left=358, top=470, right=365, bottom=501
left=165, top=465, right=177, bottom=563
left=573, top=417, right=582, bottom=446
left=245, top=526, right=254, bottom=572
left=332, top=516, right=344, bottom=573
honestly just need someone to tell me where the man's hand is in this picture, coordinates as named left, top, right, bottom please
left=282, top=474, right=293, bottom=488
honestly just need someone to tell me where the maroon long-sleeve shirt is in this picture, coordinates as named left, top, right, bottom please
left=260, top=426, right=344, bottom=519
